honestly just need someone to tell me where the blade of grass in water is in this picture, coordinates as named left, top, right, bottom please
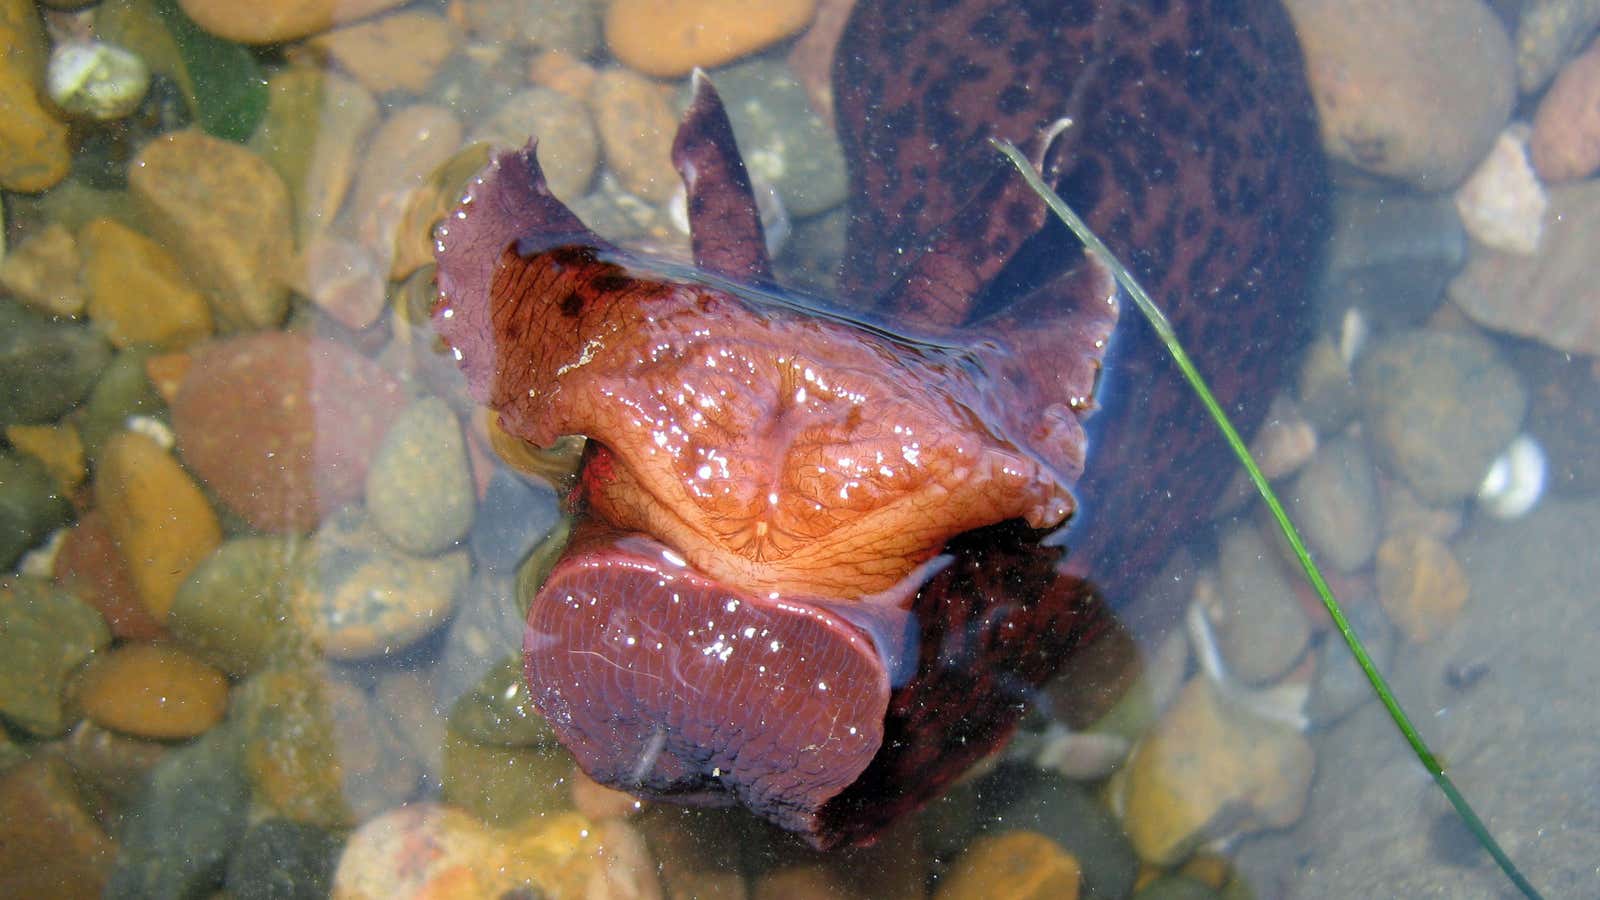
left=991, top=137, right=1542, bottom=900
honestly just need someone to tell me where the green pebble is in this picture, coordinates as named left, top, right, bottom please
left=366, top=397, right=475, bottom=556
left=0, top=298, right=111, bottom=427
left=0, top=449, right=73, bottom=570
left=447, top=657, right=558, bottom=748
left=168, top=535, right=312, bottom=676
left=0, top=578, right=110, bottom=736
left=441, top=727, right=573, bottom=827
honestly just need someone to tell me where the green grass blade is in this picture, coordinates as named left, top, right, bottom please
left=991, top=137, right=1542, bottom=900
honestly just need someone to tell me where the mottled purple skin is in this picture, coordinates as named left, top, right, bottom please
left=433, top=0, right=1326, bottom=850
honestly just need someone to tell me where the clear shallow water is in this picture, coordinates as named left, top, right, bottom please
left=1, top=1, right=1596, bottom=897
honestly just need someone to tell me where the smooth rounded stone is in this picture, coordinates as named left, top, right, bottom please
left=62, top=719, right=169, bottom=806
left=1209, top=524, right=1312, bottom=685
left=0, top=297, right=112, bottom=427
left=1375, top=532, right=1468, bottom=643
left=249, top=67, right=378, bottom=245
left=977, top=766, right=1140, bottom=900
left=226, top=819, right=343, bottom=900
left=293, top=234, right=389, bottom=330
left=232, top=667, right=356, bottom=829
left=704, top=57, right=848, bottom=218
left=74, top=346, right=167, bottom=459
left=0, top=757, right=117, bottom=897
left=1284, top=0, right=1513, bottom=190
left=1289, top=433, right=1381, bottom=573
left=320, top=676, right=422, bottom=821
left=129, top=130, right=294, bottom=332
left=1449, top=178, right=1600, bottom=357
left=470, top=86, right=598, bottom=201
left=436, top=571, right=526, bottom=706
left=1110, top=676, right=1314, bottom=867
left=169, top=535, right=310, bottom=675
left=1131, top=876, right=1220, bottom=900
left=1514, top=0, right=1600, bottom=91
left=80, top=217, right=213, bottom=349
left=373, top=668, right=446, bottom=779
left=346, top=104, right=463, bottom=271
left=306, top=11, right=458, bottom=95
left=54, top=509, right=163, bottom=640
left=105, top=725, right=250, bottom=900
left=297, top=509, right=469, bottom=659
left=0, top=222, right=84, bottom=317
left=461, top=0, right=601, bottom=55
left=606, top=0, right=816, bottom=77
left=181, top=0, right=408, bottom=43
left=441, top=728, right=575, bottom=827
left=1453, top=128, right=1548, bottom=256
left=75, top=642, right=230, bottom=740
left=0, top=449, right=72, bottom=572
left=0, top=578, right=110, bottom=736
left=47, top=40, right=150, bottom=121
left=1294, top=336, right=1358, bottom=434
left=7, top=422, right=84, bottom=492
left=591, top=67, right=682, bottom=204
left=1318, top=190, right=1466, bottom=335
left=0, top=0, right=70, bottom=191
left=1356, top=329, right=1527, bottom=503
left=366, top=397, right=476, bottom=556
left=95, top=430, right=222, bottom=620
left=171, top=331, right=407, bottom=532
left=1306, top=595, right=1396, bottom=727
left=470, top=468, right=561, bottom=573
left=448, top=657, right=559, bottom=747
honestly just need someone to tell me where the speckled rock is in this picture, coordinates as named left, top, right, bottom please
left=591, top=67, right=681, bottom=204
left=0, top=298, right=112, bottom=427
left=1453, top=128, right=1547, bottom=256
left=1514, top=0, right=1600, bottom=92
left=366, top=399, right=476, bottom=555
left=80, top=217, right=213, bottom=349
left=0, top=223, right=83, bottom=317
left=1356, top=329, right=1526, bottom=504
left=606, top=0, right=816, bottom=77
left=1112, top=677, right=1314, bottom=866
left=1284, top=0, right=1514, bottom=189
left=104, top=726, right=250, bottom=900
left=471, top=86, right=598, bottom=201
left=1210, top=524, right=1312, bottom=685
left=306, top=11, right=458, bottom=95
left=232, top=667, right=355, bottom=829
left=462, top=0, right=602, bottom=56
left=0, top=757, right=116, bottom=897
left=296, top=509, right=468, bottom=658
left=249, top=67, right=378, bottom=244
left=171, top=331, right=407, bottom=532
left=225, top=819, right=343, bottom=900
left=180, top=0, right=409, bottom=44
left=168, top=535, right=310, bottom=675
left=708, top=57, right=848, bottom=218
left=935, top=830, right=1080, bottom=900
left=54, top=509, right=162, bottom=640
left=0, top=449, right=72, bottom=572
left=75, top=642, right=230, bottom=740
left=1375, top=532, right=1468, bottom=643
left=1290, top=432, right=1381, bottom=573
left=0, top=0, right=71, bottom=191
left=0, top=578, right=110, bottom=736
left=95, top=431, right=222, bottom=620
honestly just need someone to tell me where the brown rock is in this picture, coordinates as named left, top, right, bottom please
left=0, top=0, right=70, bottom=192
left=94, top=431, right=221, bottom=620
left=180, top=0, right=408, bottom=44
left=0, top=757, right=116, bottom=897
left=1531, top=36, right=1600, bottom=181
left=605, top=0, right=816, bottom=78
left=346, top=104, right=463, bottom=273
left=6, top=422, right=84, bottom=492
left=1376, top=532, right=1468, bottom=643
left=170, top=331, right=408, bottom=532
left=307, top=11, right=458, bottom=95
left=129, top=131, right=294, bottom=332
left=292, top=235, right=388, bottom=330
left=935, top=830, right=1082, bottom=900
left=54, top=509, right=164, bottom=641
left=74, top=642, right=230, bottom=740
left=471, top=86, right=597, bottom=201
left=80, top=218, right=213, bottom=349
left=1285, top=0, right=1514, bottom=189
left=591, top=67, right=680, bottom=204
left=0, top=223, right=83, bottom=317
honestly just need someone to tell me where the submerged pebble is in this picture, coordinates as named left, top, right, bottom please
left=366, top=397, right=476, bottom=556
left=47, top=41, right=151, bottom=121
left=0, top=578, right=110, bottom=736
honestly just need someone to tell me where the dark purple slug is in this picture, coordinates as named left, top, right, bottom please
left=432, top=0, right=1327, bottom=849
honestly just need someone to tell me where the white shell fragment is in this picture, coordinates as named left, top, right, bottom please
left=1477, top=433, right=1547, bottom=520
left=47, top=41, right=151, bottom=121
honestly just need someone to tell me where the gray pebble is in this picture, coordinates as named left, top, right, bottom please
left=366, top=397, right=476, bottom=557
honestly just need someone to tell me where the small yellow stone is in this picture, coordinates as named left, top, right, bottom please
left=75, top=642, right=230, bottom=740
left=5, top=423, right=85, bottom=492
left=180, top=0, right=408, bottom=44
left=1377, top=532, right=1469, bottom=643
left=306, top=12, right=458, bottom=94
left=605, top=0, right=817, bottom=78
left=935, top=830, right=1082, bottom=900
left=0, top=223, right=84, bottom=317
left=94, top=431, right=222, bottom=619
left=0, top=0, right=71, bottom=192
left=80, top=218, right=213, bottom=349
